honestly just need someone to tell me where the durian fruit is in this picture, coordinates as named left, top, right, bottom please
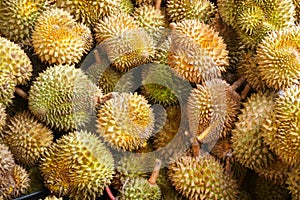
left=32, top=8, right=92, bottom=65
left=42, top=195, right=63, bottom=200
left=168, top=154, right=239, bottom=200
left=255, top=25, right=300, bottom=91
left=54, top=0, right=120, bottom=28
left=231, top=92, right=276, bottom=171
left=94, top=12, right=155, bottom=71
left=254, top=157, right=291, bottom=186
left=141, top=63, right=191, bottom=106
left=0, top=103, right=6, bottom=132
left=166, top=0, right=216, bottom=23
left=118, top=159, right=162, bottom=200
left=188, top=79, right=240, bottom=143
left=286, top=166, right=300, bottom=200
left=72, top=23, right=94, bottom=54
left=0, top=143, right=15, bottom=175
left=0, top=0, right=48, bottom=43
left=2, top=111, right=53, bottom=166
left=0, top=164, right=31, bottom=199
left=40, top=130, right=115, bottom=199
left=28, top=64, right=101, bottom=131
left=0, top=36, right=32, bottom=85
left=96, top=92, right=154, bottom=151
left=218, top=0, right=296, bottom=49
left=262, top=85, right=300, bottom=166
left=168, top=20, right=229, bottom=83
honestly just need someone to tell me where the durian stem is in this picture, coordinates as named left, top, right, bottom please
left=15, top=87, right=28, bottom=99
left=169, top=23, right=176, bottom=30
left=94, top=49, right=102, bottom=64
left=148, top=159, right=161, bottom=185
left=241, top=84, right=251, bottom=99
left=94, top=92, right=114, bottom=106
left=105, top=187, right=115, bottom=200
left=230, top=76, right=246, bottom=91
left=192, top=138, right=200, bottom=157
left=155, top=0, right=162, bottom=10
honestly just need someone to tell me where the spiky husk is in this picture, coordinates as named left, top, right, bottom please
left=0, top=0, right=47, bottom=42
left=119, top=0, right=134, bottom=14
left=3, top=111, right=53, bottom=166
left=40, top=131, right=114, bottom=199
left=141, top=64, right=190, bottom=106
left=256, top=26, right=300, bottom=91
left=120, top=177, right=162, bottom=200
left=188, top=79, right=240, bottom=143
left=262, top=85, right=300, bottom=166
left=0, top=103, right=6, bottom=132
left=29, top=64, right=101, bottom=131
left=168, top=154, right=239, bottom=200
left=166, top=0, right=216, bottom=23
left=0, top=143, right=15, bottom=175
left=54, top=0, right=120, bottom=28
left=72, top=23, right=94, bottom=54
left=0, top=36, right=32, bottom=85
left=43, top=195, right=63, bottom=200
left=32, top=8, right=88, bottom=65
left=293, top=0, right=300, bottom=22
left=96, top=92, right=154, bottom=151
left=218, top=0, right=295, bottom=48
left=286, top=166, right=300, bottom=199
left=231, top=93, right=276, bottom=171
left=0, top=164, right=30, bottom=199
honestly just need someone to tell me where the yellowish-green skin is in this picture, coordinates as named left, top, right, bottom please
left=39, top=131, right=115, bottom=200
left=262, top=85, right=300, bottom=166
left=0, top=0, right=47, bottom=43
left=96, top=92, right=154, bottom=151
left=28, top=64, right=100, bottom=131
left=3, top=111, right=53, bottom=166
left=231, top=93, right=276, bottom=171
left=168, top=154, right=239, bottom=200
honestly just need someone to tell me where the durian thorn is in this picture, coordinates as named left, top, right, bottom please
left=148, top=159, right=162, bottom=185
left=241, top=83, right=251, bottom=99
left=230, top=76, right=246, bottom=91
left=155, top=0, right=162, bottom=10
left=191, top=138, right=200, bottom=157
left=15, top=87, right=28, bottom=99
left=105, top=186, right=116, bottom=200
left=93, top=49, right=102, bottom=64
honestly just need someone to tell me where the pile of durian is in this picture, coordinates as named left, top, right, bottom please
left=0, top=0, right=299, bottom=199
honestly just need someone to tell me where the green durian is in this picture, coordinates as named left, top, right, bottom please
left=3, top=111, right=53, bottom=166
left=231, top=93, right=276, bottom=171
left=29, top=64, right=101, bottom=131
left=40, top=130, right=115, bottom=199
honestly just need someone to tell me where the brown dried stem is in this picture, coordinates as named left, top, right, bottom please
left=155, top=0, right=162, bottom=10
left=192, top=138, right=200, bottom=157
left=105, top=187, right=115, bottom=200
left=15, top=87, right=28, bottom=99
left=241, top=83, right=251, bottom=99
left=94, top=49, right=102, bottom=64
left=148, top=159, right=162, bottom=185
left=230, top=76, right=246, bottom=91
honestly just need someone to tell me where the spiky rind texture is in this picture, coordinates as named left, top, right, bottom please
left=0, top=164, right=30, bottom=199
left=0, top=143, right=15, bottom=175
left=54, top=0, right=120, bottom=28
left=293, top=0, right=300, bottom=22
left=286, top=166, right=300, bottom=199
left=188, top=79, right=240, bottom=143
left=97, top=92, right=154, bottom=151
left=169, top=20, right=229, bottom=68
left=231, top=93, right=276, bottom=170
left=3, top=111, right=53, bottom=166
left=151, top=36, right=170, bottom=65
left=256, top=26, right=300, bottom=90
left=86, top=63, right=133, bottom=94
left=120, top=177, right=162, bottom=200
left=43, top=195, right=63, bottom=200
left=0, top=70, right=16, bottom=106
left=32, top=8, right=88, bottom=65
left=134, top=0, right=155, bottom=5
left=218, top=0, right=295, bottom=48
left=29, top=64, right=100, bottom=131
left=168, top=154, right=239, bottom=200
left=141, top=64, right=189, bottom=106
left=72, top=23, right=94, bottom=54
left=0, top=103, right=6, bottom=132
left=119, top=0, right=134, bottom=14
left=0, top=36, right=32, bottom=85
left=166, top=0, right=216, bottom=23
left=255, top=158, right=290, bottom=186
left=40, top=131, right=114, bottom=199
left=262, top=85, right=300, bottom=166
left=0, top=0, right=47, bottom=42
